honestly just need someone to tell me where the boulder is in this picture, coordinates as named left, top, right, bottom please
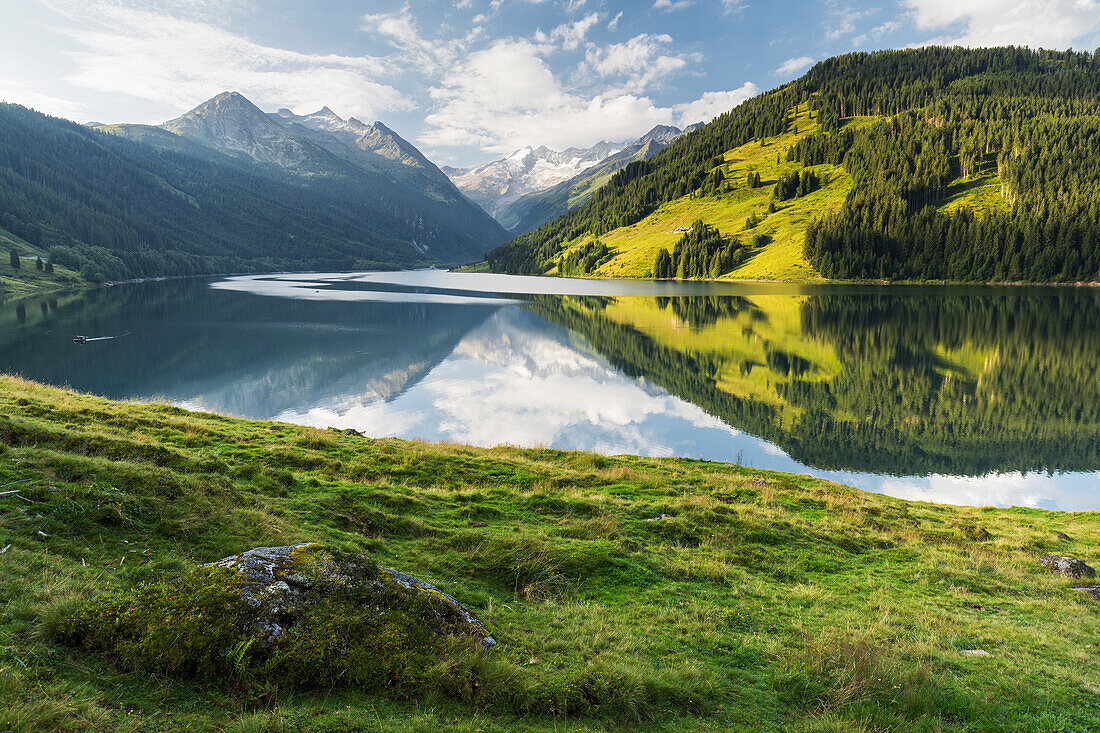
left=207, top=543, right=496, bottom=646
left=61, top=542, right=497, bottom=691
left=1072, top=585, right=1100, bottom=601
left=1038, top=554, right=1096, bottom=578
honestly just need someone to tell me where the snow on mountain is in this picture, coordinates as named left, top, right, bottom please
left=444, top=139, right=632, bottom=219
left=445, top=125, right=700, bottom=223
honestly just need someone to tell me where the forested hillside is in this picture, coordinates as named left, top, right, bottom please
left=0, top=103, right=504, bottom=283
left=485, top=47, right=1100, bottom=283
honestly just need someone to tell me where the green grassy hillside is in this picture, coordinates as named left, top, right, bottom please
left=511, top=103, right=1008, bottom=282
left=554, top=104, right=858, bottom=281
left=486, top=47, right=1099, bottom=284
left=0, top=375, right=1097, bottom=731
left=0, top=228, right=84, bottom=297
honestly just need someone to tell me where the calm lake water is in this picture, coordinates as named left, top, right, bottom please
left=2, top=270, right=1099, bottom=511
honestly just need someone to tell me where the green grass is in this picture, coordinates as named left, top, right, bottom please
left=542, top=107, right=1013, bottom=284
left=940, top=174, right=1011, bottom=217
left=548, top=105, right=876, bottom=283
left=0, top=375, right=1098, bottom=731
left=0, top=228, right=84, bottom=298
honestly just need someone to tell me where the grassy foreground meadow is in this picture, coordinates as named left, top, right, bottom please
left=0, top=375, right=1097, bottom=732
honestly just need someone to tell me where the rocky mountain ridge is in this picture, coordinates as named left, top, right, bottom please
left=445, top=124, right=695, bottom=229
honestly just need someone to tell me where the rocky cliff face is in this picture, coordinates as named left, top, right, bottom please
left=270, top=107, right=441, bottom=178
left=163, top=91, right=327, bottom=171
left=163, top=92, right=458, bottom=191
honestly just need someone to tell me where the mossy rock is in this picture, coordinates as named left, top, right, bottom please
left=59, top=543, right=496, bottom=693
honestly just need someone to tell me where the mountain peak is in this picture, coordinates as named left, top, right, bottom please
left=310, top=106, right=343, bottom=122
left=171, top=91, right=268, bottom=124
left=209, top=91, right=253, bottom=107
left=638, top=125, right=683, bottom=146
left=163, top=91, right=311, bottom=169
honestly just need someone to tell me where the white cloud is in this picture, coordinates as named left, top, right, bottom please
left=116, top=0, right=255, bottom=23
left=672, top=83, right=759, bottom=126
left=852, top=20, right=902, bottom=45
left=653, top=0, right=695, bottom=10
left=45, top=1, right=410, bottom=120
left=825, top=5, right=875, bottom=40
left=361, top=4, right=462, bottom=72
left=421, top=38, right=757, bottom=154
left=0, top=75, right=87, bottom=120
left=422, top=39, right=664, bottom=150
left=20, top=0, right=763, bottom=162
left=902, top=0, right=1100, bottom=47
left=551, top=12, right=601, bottom=50
left=585, top=33, right=690, bottom=93
left=774, top=55, right=815, bottom=76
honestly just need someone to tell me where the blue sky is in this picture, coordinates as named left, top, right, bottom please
left=3, top=1, right=1100, bottom=166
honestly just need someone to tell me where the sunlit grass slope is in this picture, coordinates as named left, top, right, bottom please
left=548, top=105, right=851, bottom=282
left=939, top=173, right=1011, bottom=217
left=545, top=103, right=1011, bottom=283
left=1, top=375, right=1097, bottom=732
left=0, top=228, right=83, bottom=297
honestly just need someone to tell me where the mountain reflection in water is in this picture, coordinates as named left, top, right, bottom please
left=1, top=272, right=1097, bottom=511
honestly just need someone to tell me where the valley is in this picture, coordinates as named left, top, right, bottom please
left=1, top=21, right=1099, bottom=733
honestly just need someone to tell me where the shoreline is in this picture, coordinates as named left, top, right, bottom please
left=8, top=266, right=1099, bottom=304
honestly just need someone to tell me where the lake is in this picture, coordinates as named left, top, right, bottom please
left=2, top=270, right=1098, bottom=511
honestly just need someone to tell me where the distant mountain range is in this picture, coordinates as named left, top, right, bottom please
left=0, top=91, right=507, bottom=285
left=500, top=124, right=702, bottom=234
left=148, top=92, right=453, bottom=190
left=99, top=91, right=506, bottom=258
left=444, top=123, right=700, bottom=233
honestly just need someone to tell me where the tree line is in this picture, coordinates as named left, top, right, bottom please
left=797, top=49, right=1100, bottom=281
left=489, top=46, right=1100, bottom=282
left=653, top=220, right=747, bottom=279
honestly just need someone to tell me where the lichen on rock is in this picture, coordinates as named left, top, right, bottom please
left=59, top=543, right=496, bottom=693
left=1038, top=554, right=1096, bottom=578
left=206, top=543, right=496, bottom=646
